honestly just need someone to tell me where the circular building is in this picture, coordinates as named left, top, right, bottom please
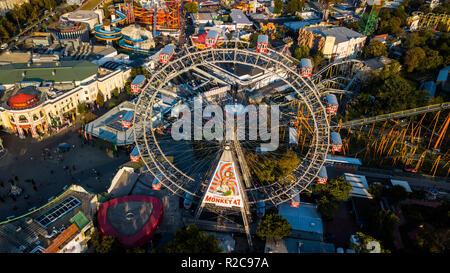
left=97, top=195, right=164, bottom=248
left=60, top=10, right=101, bottom=30
left=48, top=21, right=90, bottom=42
left=5, top=86, right=46, bottom=138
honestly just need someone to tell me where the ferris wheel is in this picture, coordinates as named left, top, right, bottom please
left=131, top=38, right=356, bottom=209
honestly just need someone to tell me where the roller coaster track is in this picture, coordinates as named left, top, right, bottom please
left=337, top=102, right=450, bottom=128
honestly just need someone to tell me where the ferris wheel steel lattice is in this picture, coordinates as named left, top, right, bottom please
left=132, top=40, right=356, bottom=208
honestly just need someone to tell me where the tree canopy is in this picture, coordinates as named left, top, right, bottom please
left=0, top=0, right=63, bottom=42
left=385, top=185, right=409, bottom=205
left=313, top=176, right=352, bottom=220
left=294, top=45, right=310, bottom=59
left=313, top=176, right=352, bottom=202
left=350, top=232, right=389, bottom=253
left=77, top=103, right=88, bottom=114
left=362, top=39, right=388, bottom=59
left=345, top=62, right=428, bottom=120
left=256, top=213, right=292, bottom=240
left=317, top=195, right=339, bottom=220
left=248, top=151, right=300, bottom=185
left=184, top=2, right=199, bottom=13
left=404, top=47, right=426, bottom=72
left=274, top=0, right=283, bottom=14
left=368, top=209, right=400, bottom=245
left=378, top=16, right=402, bottom=35
left=286, top=0, right=304, bottom=15
left=416, top=225, right=450, bottom=253
left=154, top=224, right=224, bottom=253
left=96, top=92, right=105, bottom=107
left=368, top=184, right=385, bottom=199
left=89, top=231, right=122, bottom=253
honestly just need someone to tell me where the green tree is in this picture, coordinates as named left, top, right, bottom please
left=126, top=247, right=146, bottom=253
left=286, top=0, right=304, bottom=14
left=77, top=103, right=88, bottom=114
left=112, top=88, right=119, bottom=98
left=317, top=195, right=339, bottom=220
left=256, top=213, right=292, bottom=240
left=416, top=225, right=450, bottom=253
left=344, top=20, right=361, bottom=32
left=0, top=25, right=10, bottom=40
left=313, top=176, right=352, bottom=202
left=274, top=0, right=283, bottom=14
left=369, top=184, right=385, bottom=199
left=249, top=154, right=276, bottom=184
left=378, top=16, right=402, bottom=35
left=362, top=39, right=388, bottom=59
left=311, top=51, right=326, bottom=72
left=294, top=45, right=310, bottom=59
left=184, top=2, right=199, bottom=13
left=368, top=209, right=400, bottom=244
left=96, top=92, right=105, bottom=107
left=404, top=47, right=426, bottom=72
left=154, top=224, right=224, bottom=253
left=350, top=232, right=389, bottom=253
left=385, top=185, right=409, bottom=205
left=276, top=151, right=300, bottom=178
left=89, top=231, right=122, bottom=253
left=418, top=49, right=443, bottom=73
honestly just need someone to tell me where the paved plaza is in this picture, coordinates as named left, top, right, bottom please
left=0, top=124, right=130, bottom=220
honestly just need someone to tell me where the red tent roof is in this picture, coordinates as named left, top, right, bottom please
left=97, top=195, right=163, bottom=248
left=8, top=93, right=39, bottom=109
left=192, top=32, right=207, bottom=44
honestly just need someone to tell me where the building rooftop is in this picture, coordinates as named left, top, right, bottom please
left=390, top=179, right=412, bottom=193
left=278, top=202, right=323, bottom=234
left=307, top=26, right=365, bottom=44
left=284, top=20, right=321, bottom=31
left=437, top=66, right=449, bottom=82
left=364, top=56, right=393, bottom=71
left=422, top=81, right=436, bottom=97
left=344, top=173, right=373, bottom=199
left=0, top=60, right=99, bottom=85
left=0, top=51, right=31, bottom=65
left=0, top=185, right=94, bottom=253
left=285, top=238, right=335, bottom=253
left=230, top=9, right=253, bottom=25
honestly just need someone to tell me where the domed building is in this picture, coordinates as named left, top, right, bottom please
left=4, top=86, right=47, bottom=138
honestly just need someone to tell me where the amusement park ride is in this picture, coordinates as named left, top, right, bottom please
left=129, top=36, right=363, bottom=248
left=93, top=0, right=181, bottom=52
left=359, top=0, right=385, bottom=36
left=124, top=27, right=450, bottom=247
left=406, top=11, right=450, bottom=32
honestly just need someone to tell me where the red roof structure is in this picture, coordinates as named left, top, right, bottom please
left=8, top=93, right=39, bottom=109
left=97, top=195, right=163, bottom=248
left=192, top=32, right=207, bottom=44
